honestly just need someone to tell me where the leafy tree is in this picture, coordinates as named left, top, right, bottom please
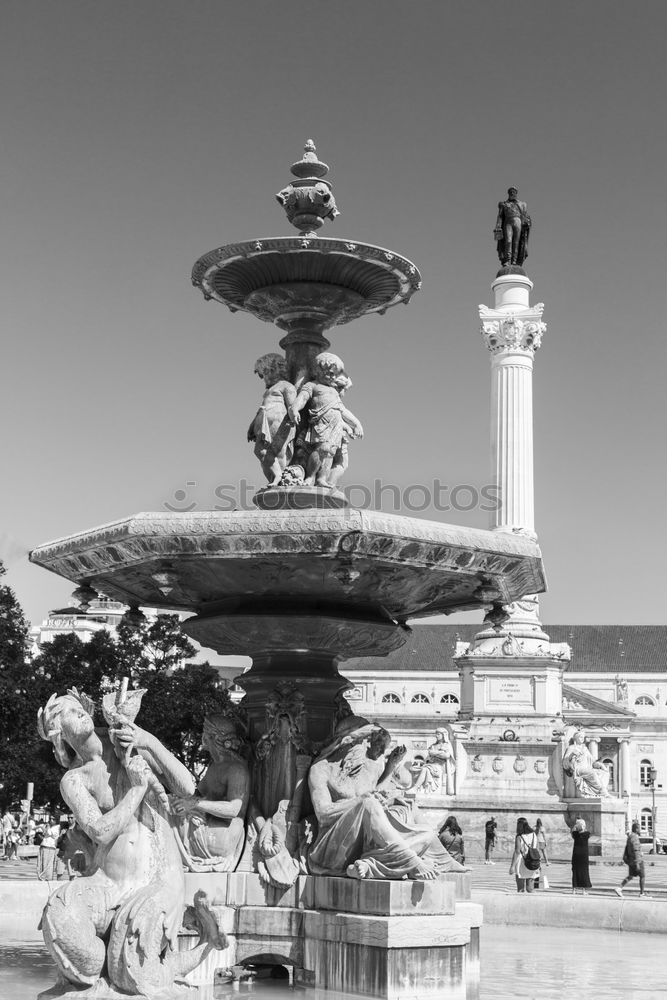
left=1, top=598, right=232, bottom=808
left=0, top=561, right=45, bottom=811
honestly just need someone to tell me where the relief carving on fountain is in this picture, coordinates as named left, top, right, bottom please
left=171, top=707, right=251, bottom=874
left=250, top=680, right=313, bottom=889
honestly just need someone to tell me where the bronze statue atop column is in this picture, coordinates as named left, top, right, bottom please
left=494, top=187, right=531, bottom=274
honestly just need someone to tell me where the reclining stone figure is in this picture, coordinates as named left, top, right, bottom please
left=308, top=714, right=469, bottom=880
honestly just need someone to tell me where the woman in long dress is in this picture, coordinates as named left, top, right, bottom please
left=571, top=818, right=592, bottom=894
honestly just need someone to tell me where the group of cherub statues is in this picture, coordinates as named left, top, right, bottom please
left=36, top=685, right=468, bottom=998
left=248, top=350, right=363, bottom=492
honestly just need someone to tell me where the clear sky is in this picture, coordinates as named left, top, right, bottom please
left=2, top=0, right=666, bottom=630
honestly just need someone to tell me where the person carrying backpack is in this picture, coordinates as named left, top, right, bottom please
left=509, top=816, right=540, bottom=892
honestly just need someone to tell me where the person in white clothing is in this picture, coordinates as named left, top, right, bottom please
left=509, top=816, right=540, bottom=893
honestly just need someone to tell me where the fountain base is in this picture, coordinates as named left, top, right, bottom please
left=179, top=872, right=481, bottom=1000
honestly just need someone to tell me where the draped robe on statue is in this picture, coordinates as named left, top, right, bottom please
left=308, top=720, right=466, bottom=880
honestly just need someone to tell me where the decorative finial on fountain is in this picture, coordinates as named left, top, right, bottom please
left=276, top=139, right=340, bottom=235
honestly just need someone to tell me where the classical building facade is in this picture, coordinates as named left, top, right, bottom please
left=28, top=597, right=128, bottom=655
left=343, top=623, right=667, bottom=845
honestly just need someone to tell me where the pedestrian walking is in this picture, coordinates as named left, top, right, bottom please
left=37, top=818, right=60, bottom=881
left=570, top=818, right=591, bottom=894
left=438, top=815, right=465, bottom=864
left=535, top=817, right=549, bottom=865
left=484, top=816, right=497, bottom=864
left=5, top=827, right=20, bottom=862
left=509, top=817, right=540, bottom=893
left=615, top=822, right=650, bottom=898
left=1, top=810, right=15, bottom=859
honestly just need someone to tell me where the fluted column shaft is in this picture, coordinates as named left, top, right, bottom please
left=490, top=350, right=535, bottom=532
left=480, top=275, right=546, bottom=537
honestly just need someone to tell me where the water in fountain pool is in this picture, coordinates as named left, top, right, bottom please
left=1, top=926, right=665, bottom=1000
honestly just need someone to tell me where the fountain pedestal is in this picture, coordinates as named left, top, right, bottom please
left=179, top=872, right=482, bottom=1000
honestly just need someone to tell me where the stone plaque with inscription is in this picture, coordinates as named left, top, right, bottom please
left=487, top=676, right=534, bottom=706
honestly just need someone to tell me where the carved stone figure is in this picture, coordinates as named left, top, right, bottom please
left=494, top=187, right=531, bottom=269
left=562, top=729, right=610, bottom=798
left=171, top=713, right=250, bottom=873
left=615, top=675, right=629, bottom=702
left=248, top=353, right=296, bottom=485
left=251, top=681, right=312, bottom=888
left=287, top=352, right=363, bottom=489
left=37, top=687, right=226, bottom=999
left=307, top=715, right=468, bottom=880
left=410, top=728, right=456, bottom=796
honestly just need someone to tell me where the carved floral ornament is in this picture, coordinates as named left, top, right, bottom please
left=478, top=303, right=546, bottom=357
left=480, top=315, right=546, bottom=355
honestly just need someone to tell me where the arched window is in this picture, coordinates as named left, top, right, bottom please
left=381, top=692, right=401, bottom=704
left=635, top=695, right=655, bottom=707
left=640, top=759, right=653, bottom=787
left=601, top=758, right=615, bottom=790
left=411, top=693, right=431, bottom=704
left=440, top=693, right=459, bottom=705
left=639, top=808, right=653, bottom=836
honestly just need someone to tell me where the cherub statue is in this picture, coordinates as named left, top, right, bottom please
left=248, top=353, right=296, bottom=485
left=562, top=728, right=610, bottom=798
left=170, top=713, right=250, bottom=873
left=307, top=715, right=469, bottom=880
left=37, top=687, right=226, bottom=999
left=287, top=352, right=363, bottom=489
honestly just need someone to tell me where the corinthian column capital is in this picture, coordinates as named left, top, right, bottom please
left=479, top=305, right=546, bottom=357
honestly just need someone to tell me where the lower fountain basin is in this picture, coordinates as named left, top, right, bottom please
left=29, top=508, right=545, bottom=625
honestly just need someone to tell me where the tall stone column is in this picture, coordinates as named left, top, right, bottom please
left=480, top=274, right=545, bottom=537
left=617, top=736, right=632, bottom=799
left=478, top=275, right=547, bottom=641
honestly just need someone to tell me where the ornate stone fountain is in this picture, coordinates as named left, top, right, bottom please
left=30, top=142, right=547, bottom=999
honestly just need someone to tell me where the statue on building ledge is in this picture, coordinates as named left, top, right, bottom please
left=409, top=727, right=456, bottom=796
left=307, top=715, right=469, bottom=880
left=562, top=728, right=611, bottom=798
left=37, top=687, right=227, bottom=1000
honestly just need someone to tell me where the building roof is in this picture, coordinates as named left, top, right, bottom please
left=343, top=624, right=667, bottom=674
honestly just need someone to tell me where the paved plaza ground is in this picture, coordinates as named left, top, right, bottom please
left=2, top=850, right=666, bottom=898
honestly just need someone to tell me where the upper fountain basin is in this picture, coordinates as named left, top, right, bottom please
left=29, top=508, right=545, bottom=623
left=191, top=237, right=421, bottom=329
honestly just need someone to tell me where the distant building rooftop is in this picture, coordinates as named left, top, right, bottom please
left=343, top=625, right=667, bottom=674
